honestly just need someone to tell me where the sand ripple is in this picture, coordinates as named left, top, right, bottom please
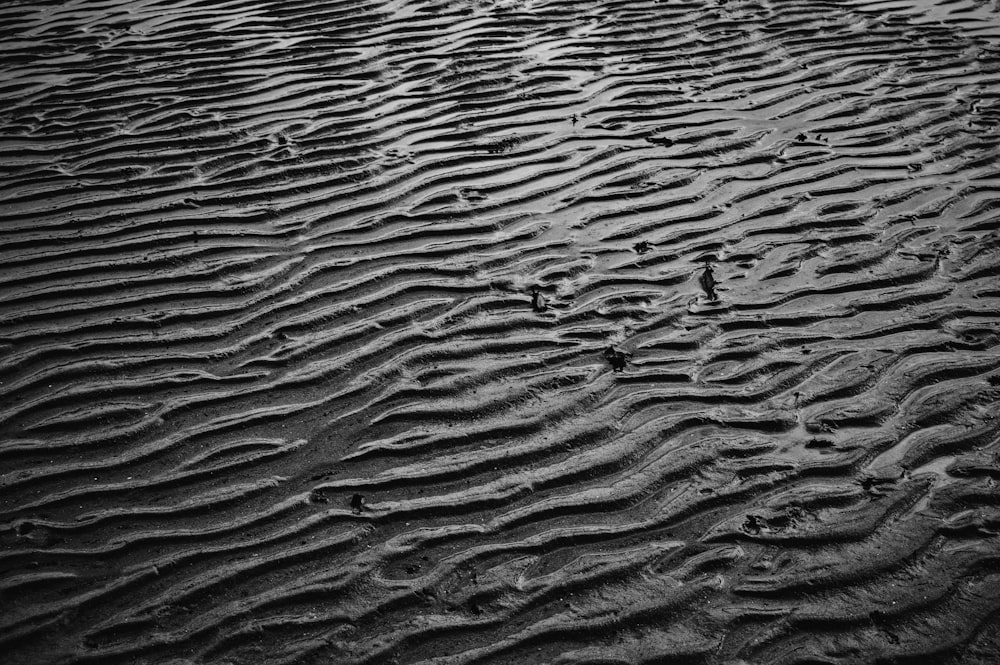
left=2, top=0, right=1000, bottom=663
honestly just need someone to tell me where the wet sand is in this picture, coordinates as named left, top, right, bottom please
left=2, top=0, right=1000, bottom=663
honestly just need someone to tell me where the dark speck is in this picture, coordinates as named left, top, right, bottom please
left=633, top=240, right=652, bottom=254
left=860, top=477, right=894, bottom=497
left=531, top=288, right=547, bottom=312
left=742, top=515, right=764, bottom=534
left=603, top=346, right=630, bottom=371
left=350, top=493, right=365, bottom=512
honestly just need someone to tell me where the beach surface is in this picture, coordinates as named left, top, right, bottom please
left=2, top=0, right=1000, bottom=663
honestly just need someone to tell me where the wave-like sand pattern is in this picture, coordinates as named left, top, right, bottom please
left=3, top=0, right=1000, bottom=663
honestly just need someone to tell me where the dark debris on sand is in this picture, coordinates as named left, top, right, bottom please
left=699, top=263, right=718, bottom=301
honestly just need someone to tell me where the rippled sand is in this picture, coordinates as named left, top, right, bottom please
left=3, top=1, right=1000, bottom=663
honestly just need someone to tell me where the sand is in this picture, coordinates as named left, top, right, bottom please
left=2, top=0, right=1000, bottom=663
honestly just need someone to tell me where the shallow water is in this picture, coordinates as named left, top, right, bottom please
left=2, top=0, right=1000, bottom=663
